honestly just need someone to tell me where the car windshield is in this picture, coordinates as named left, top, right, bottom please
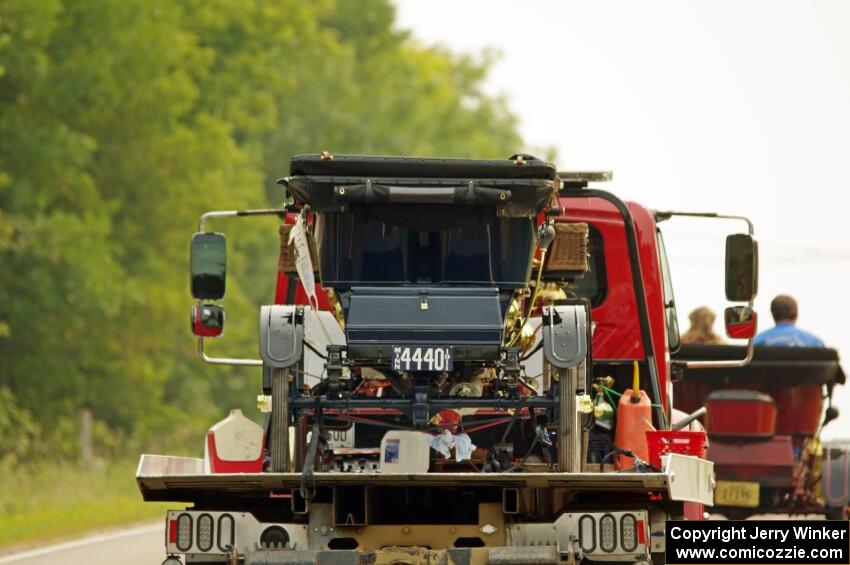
left=316, top=207, right=534, bottom=287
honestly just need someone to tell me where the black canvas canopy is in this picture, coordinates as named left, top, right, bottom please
left=674, top=344, right=846, bottom=386
left=281, top=154, right=557, bottom=217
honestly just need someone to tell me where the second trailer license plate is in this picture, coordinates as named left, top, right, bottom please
left=714, top=480, right=760, bottom=508
left=391, top=346, right=453, bottom=372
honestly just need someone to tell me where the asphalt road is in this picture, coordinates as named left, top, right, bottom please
left=0, top=523, right=165, bottom=565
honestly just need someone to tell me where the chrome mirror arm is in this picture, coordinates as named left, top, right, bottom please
left=194, top=207, right=287, bottom=367
left=197, top=336, right=263, bottom=366
left=655, top=211, right=757, bottom=369
left=681, top=333, right=755, bottom=369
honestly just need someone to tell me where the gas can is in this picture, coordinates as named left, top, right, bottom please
left=614, top=362, right=653, bottom=470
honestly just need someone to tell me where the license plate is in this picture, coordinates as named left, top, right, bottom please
left=391, top=346, right=453, bottom=372
left=715, top=480, right=760, bottom=508
left=326, top=424, right=355, bottom=449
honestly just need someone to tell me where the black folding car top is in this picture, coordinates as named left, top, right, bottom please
left=279, top=154, right=558, bottom=363
left=283, top=154, right=557, bottom=217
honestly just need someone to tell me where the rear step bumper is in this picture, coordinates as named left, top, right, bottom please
left=244, top=546, right=559, bottom=565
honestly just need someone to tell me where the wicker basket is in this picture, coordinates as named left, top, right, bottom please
left=278, top=224, right=319, bottom=274
left=545, top=222, right=589, bottom=273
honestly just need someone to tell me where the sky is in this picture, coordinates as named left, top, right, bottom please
left=394, top=0, right=850, bottom=439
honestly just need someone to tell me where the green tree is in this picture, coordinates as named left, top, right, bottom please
left=0, top=0, right=527, bottom=460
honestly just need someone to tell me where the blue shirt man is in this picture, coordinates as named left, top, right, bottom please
left=754, top=294, right=825, bottom=348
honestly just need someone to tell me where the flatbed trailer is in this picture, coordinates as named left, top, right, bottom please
left=673, top=343, right=846, bottom=518
left=144, top=154, right=759, bottom=565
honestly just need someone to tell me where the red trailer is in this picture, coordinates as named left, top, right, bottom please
left=674, top=344, right=846, bottom=518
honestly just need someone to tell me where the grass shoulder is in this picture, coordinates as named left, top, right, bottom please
left=0, top=459, right=171, bottom=551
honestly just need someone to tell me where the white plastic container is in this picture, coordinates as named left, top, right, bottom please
left=379, top=430, right=431, bottom=473
left=204, top=409, right=264, bottom=473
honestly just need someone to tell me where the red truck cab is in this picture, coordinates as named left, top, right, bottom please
left=558, top=195, right=675, bottom=418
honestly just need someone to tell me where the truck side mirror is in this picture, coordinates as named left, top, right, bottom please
left=191, top=303, right=225, bottom=338
left=191, top=232, right=227, bottom=300
left=724, top=305, right=757, bottom=339
left=725, top=233, right=758, bottom=302
left=824, top=406, right=840, bottom=427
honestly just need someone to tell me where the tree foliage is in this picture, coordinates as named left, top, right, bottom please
left=0, top=0, right=524, bottom=459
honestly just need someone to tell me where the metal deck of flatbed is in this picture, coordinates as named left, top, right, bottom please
left=136, top=454, right=672, bottom=502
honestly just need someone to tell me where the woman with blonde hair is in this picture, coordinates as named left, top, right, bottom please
left=681, top=306, right=724, bottom=344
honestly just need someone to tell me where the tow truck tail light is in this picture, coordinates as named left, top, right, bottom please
left=579, top=515, right=596, bottom=552
left=599, top=514, right=616, bottom=552
left=621, top=514, right=637, bottom=552
left=218, top=514, right=235, bottom=551
left=168, top=519, right=177, bottom=544
left=176, top=513, right=193, bottom=551
left=197, top=514, right=214, bottom=552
